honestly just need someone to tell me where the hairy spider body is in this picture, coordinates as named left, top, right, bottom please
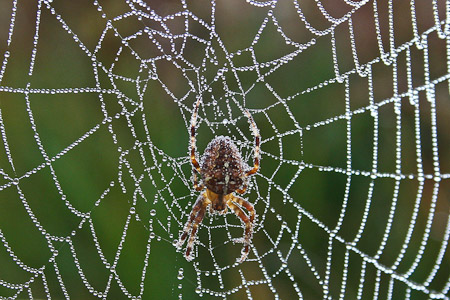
left=200, top=136, right=246, bottom=196
left=177, top=98, right=260, bottom=262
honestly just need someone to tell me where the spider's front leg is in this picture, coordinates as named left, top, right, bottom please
left=177, top=192, right=210, bottom=261
left=236, top=183, right=247, bottom=195
left=227, top=195, right=256, bottom=262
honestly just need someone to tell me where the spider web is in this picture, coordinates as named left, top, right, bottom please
left=0, top=0, right=449, bottom=299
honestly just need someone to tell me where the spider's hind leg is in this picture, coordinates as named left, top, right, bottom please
left=190, top=97, right=202, bottom=174
left=193, top=170, right=204, bottom=191
left=244, top=110, right=260, bottom=177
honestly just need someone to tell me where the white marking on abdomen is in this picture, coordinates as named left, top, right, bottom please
left=224, top=175, right=230, bottom=194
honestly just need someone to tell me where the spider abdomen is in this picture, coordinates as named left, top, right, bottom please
left=200, top=136, right=246, bottom=195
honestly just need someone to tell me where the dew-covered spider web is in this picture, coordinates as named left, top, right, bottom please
left=0, top=0, right=450, bottom=299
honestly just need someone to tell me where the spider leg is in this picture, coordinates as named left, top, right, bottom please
left=227, top=195, right=255, bottom=262
left=177, top=192, right=210, bottom=261
left=177, top=193, right=205, bottom=250
left=244, top=110, right=260, bottom=177
left=193, top=171, right=204, bottom=191
left=236, top=184, right=247, bottom=195
left=184, top=202, right=208, bottom=260
left=190, top=97, right=202, bottom=174
left=232, top=196, right=255, bottom=224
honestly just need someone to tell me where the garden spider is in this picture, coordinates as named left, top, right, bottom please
left=176, top=98, right=260, bottom=262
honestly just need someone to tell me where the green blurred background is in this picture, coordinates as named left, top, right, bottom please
left=0, top=0, right=449, bottom=299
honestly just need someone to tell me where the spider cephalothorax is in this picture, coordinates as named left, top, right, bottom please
left=176, top=98, right=260, bottom=262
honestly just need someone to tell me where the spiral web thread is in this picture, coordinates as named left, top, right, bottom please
left=0, top=0, right=449, bottom=299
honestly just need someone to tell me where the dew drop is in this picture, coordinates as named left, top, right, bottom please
left=177, top=269, right=184, bottom=280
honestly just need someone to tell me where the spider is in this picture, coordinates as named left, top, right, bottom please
left=176, top=98, right=260, bottom=262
